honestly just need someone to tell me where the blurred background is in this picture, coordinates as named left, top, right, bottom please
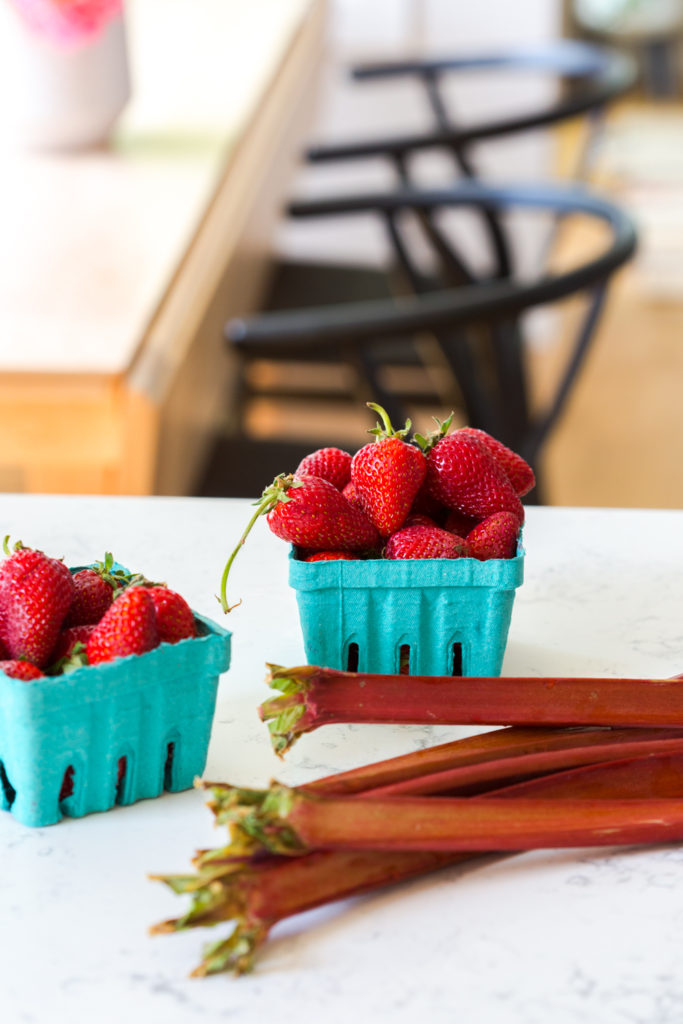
left=1, top=0, right=682, bottom=506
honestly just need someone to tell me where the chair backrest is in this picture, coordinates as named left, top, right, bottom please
left=307, top=41, right=637, bottom=282
left=226, top=180, right=636, bottom=494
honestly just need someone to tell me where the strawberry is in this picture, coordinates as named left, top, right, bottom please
left=266, top=477, right=379, bottom=550
left=459, top=427, right=535, bottom=497
left=50, top=624, right=96, bottom=665
left=143, top=587, right=196, bottom=644
left=0, top=544, right=75, bottom=668
left=444, top=510, right=481, bottom=536
left=425, top=431, right=524, bottom=524
left=295, top=448, right=352, bottom=490
left=403, top=513, right=438, bottom=528
left=341, top=480, right=363, bottom=509
left=86, top=587, right=159, bottom=665
left=0, top=659, right=44, bottom=680
left=385, top=524, right=468, bottom=560
left=303, top=551, right=358, bottom=562
left=467, top=512, right=521, bottom=561
left=64, top=568, right=114, bottom=626
left=350, top=404, right=426, bottom=538
left=409, top=481, right=446, bottom=522
left=219, top=474, right=380, bottom=612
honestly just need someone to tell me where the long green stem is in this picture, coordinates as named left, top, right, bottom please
left=218, top=475, right=297, bottom=613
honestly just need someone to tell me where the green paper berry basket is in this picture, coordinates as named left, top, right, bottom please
left=0, top=568, right=231, bottom=828
left=289, top=545, right=524, bottom=678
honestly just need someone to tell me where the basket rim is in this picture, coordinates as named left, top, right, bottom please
left=288, top=543, right=525, bottom=591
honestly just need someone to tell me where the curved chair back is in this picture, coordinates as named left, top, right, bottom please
left=226, top=181, right=636, bottom=498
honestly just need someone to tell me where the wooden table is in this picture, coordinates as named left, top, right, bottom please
left=0, top=0, right=326, bottom=495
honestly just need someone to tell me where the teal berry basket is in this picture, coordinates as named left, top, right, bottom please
left=0, top=585, right=231, bottom=828
left=289, top=545, right=524, bottom=678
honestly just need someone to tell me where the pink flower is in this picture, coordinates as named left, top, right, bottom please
left=10, top=0, right=123, bottom=46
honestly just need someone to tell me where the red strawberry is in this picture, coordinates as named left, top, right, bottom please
left=403, top=513, right=438, bottom=528
left=219, top=473, right=380, bottom=612
left=304, top=551, right=358, bottom=562
left=409, top=482, right=446, bottom=522
left=341, top=480, right=363, bottom=509
left=0, top=659, right=44, bottom=680
left=351, top=404, right=426, bottom=538
left=143, top=587, right=196, bottom=644
left=385, top=525, right=468, bottom=560
left=0, top=545, right=75, bottom=668
left=444, top=510, right=481, bottom=536
left=459, top=428, right=535, bottom=497
left=467, top=512, right=520, bottom=561
left=295, top=448, right=352, bottom=490
left=426, top=432, right=524, bottom=524
left=86, top=587, right=159, bottom=665
left=50, top=624, right=96, bottom=664
left=266, top=476, right=380, bottom=551
left=64, top=569, right=114, bottom=626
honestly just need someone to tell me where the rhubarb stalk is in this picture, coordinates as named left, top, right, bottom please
left=204, top=727, right=683, bottom=863
left=153, top=747, right=683, bottom=976
left=261, top=664, right=683, bottom=755
left=214, top=783, right=683, bottom=855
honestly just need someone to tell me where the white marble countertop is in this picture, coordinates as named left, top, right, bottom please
left=1, top=495, right=682, bottom=1023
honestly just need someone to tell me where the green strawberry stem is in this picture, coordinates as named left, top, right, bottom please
left=366, top=401, right=411, bottom=440
left=413, top=411, right=455, bottom=453
left=218, top=475, right=300, bottom=613
left=92, top=552, right=160, bottom=592
left=259, top=665, right=683, bottom=755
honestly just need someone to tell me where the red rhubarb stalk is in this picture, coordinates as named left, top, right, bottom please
left=205, top=728, right=683, bottom=863
left=214, top=781, right=683, bottom=855
left=363, top=732, right=683, bottom=798
left=153, top=747, right=683, bottom=976
left=261, top=664, right=683, bottom=755
left=152, top=848, right=465, bottom=975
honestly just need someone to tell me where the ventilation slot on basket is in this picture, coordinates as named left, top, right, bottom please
left=451, top=643, right=463, bottom=676
left=163, top=742, right=175, bottom=791
left=399, top=644, right=411, bottom=675
left=59, top=765, right=75, bottom=802
left=346, top=643, right=359, bottom=672
left=0, top=761, right=16, bottom=808
left=115, top=756, right=127, bottom=805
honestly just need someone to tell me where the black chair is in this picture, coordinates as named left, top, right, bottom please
left=199, top=41, right=637, bottom=499
left=224, top=181, right=636, bottom=503
left=306, top=40, right=637, bottom=280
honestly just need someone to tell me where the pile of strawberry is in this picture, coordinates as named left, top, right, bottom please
left=219, top=406, right=534, bottom=612
left=0, top=544, right=197, bottom=682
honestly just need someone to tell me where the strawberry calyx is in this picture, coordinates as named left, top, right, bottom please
left=413, top=411, right=455, bottom=454
left=89, top=551, right=162, bottom=593
left=3, top=535, right=25, bottom=557
left=366, top=403, right=412, bottom=442
left=219, top=474, right=302, bottom=614
left=48, top=641, right=89, bottom=676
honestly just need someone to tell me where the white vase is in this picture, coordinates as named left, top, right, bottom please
left=0, top=8, right=131, bottom=151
